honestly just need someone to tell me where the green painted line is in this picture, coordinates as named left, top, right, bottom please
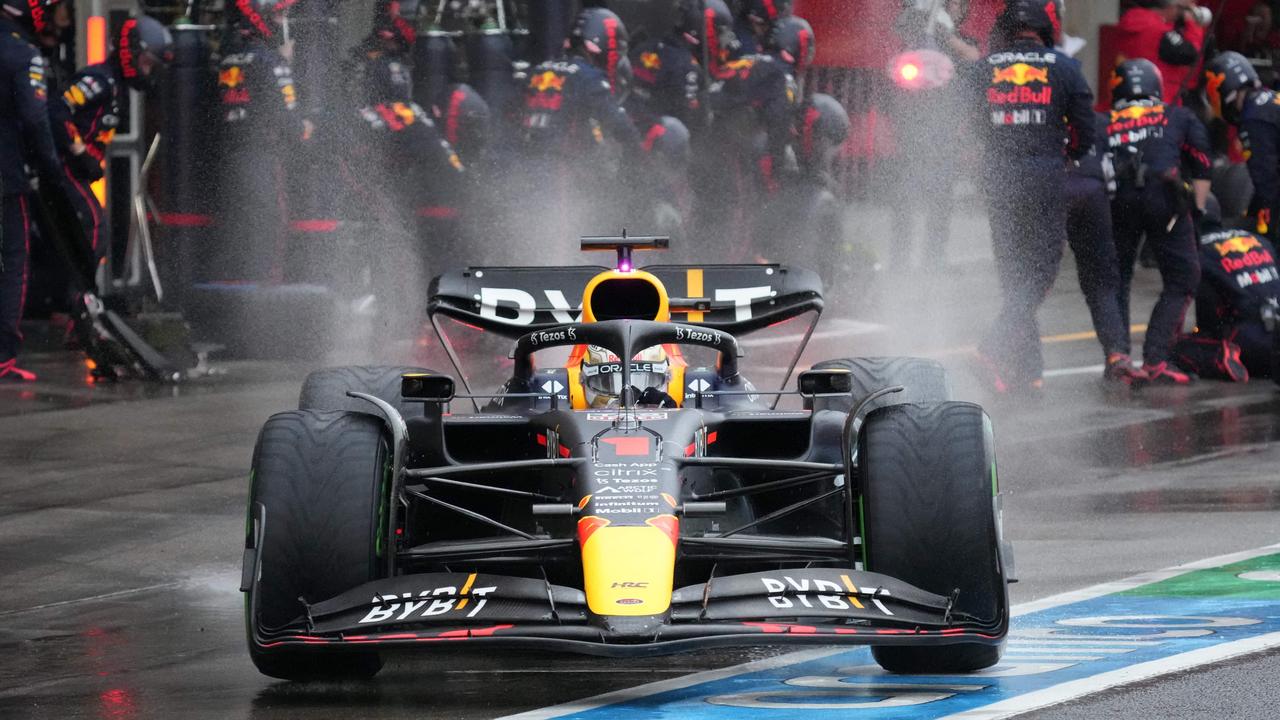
left=1121, top=553, right=1280, bottom=599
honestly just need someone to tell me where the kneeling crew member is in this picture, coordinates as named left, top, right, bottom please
left=1173, top=195, right=1279, bottom=380
left=1108, top=58, right=1211, bottom=384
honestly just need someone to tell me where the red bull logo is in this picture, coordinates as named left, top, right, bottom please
left=1215, top=235, right=1263, bottom=257
left=1112, top=104, right=1160, bottom=121
left=219, top=66, right=243, bottom=89
left=992, top=63, right=1049, bottom=86
left=529, top=71, right=565, bottom=93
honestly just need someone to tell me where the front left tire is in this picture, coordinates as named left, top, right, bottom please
left=245, top=410, right=388, bottom=680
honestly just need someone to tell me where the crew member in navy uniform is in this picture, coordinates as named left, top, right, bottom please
left=518, top=7, right=641, bottom=239
left=627, top=0, right=731, bottom=241
left=697, top=15, right=809, bottom=256
left=1107, top=58, right=1211, bottom=385
left=1173, top=195, right=1279, bottom=380
left=345, top=38, right=464, bottom=303
left=49, top=15, right=173, bottom=261
left=627, top=0, right=715, bottom=132
left=0, top=0, right=85, bottom=382
left=520, top=7, right=639, bottom=157
left=734, top=0, right=791, bottom=55
left=213, top=0, right=307, bottom=282
left=1204, top=52, right=1280, bottom=245
left=973, top=0, right=1094, bottom=395
left=1066, top=111, right=1142, bottom=384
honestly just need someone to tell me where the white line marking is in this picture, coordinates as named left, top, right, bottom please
left=1042, top=364, right=1104, bottom=378
left=497, top=543, right=1280, bottom=720
left=1003, top=646, right=1137, bottom=655
left=0, top=581, right=186, bottom=617
left=992, top=655, right=1104, bottom=662
left=1008, top=635, right=1162, bottom=640
left=1014, top=543, right=1280, bottom=615
left=939, top=631, right=1280, bottom=720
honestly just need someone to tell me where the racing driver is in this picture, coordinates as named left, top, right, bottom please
left=578, top=344, right=678, bottom=408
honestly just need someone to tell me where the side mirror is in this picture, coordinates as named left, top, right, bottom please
left=401, top=373, right=456, bottom=403
left=798, top=369, right=854, bottom=397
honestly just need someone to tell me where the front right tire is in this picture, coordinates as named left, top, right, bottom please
left=859, top=401, right=1008, bottom=673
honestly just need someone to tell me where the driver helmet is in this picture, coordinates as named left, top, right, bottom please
left=580, top=344, right=671, bottom=408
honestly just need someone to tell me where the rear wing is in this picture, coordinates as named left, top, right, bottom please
left=428, top=264, right=824, bottom=340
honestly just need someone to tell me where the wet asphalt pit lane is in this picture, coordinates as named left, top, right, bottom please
left=1055, top=397, right=1280, bottom=470
left=1090, top=486, right=1280, bottom=514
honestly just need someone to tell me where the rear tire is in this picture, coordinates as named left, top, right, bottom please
left=809, top=356, right=951, bottom=413
left=245, top=410, right=388, bottom=680
left=859, top=402, right=1007, bottom=674
left=298, top=365, right=439, bottom=417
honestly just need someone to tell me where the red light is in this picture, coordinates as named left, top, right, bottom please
left=889, top=49, right=954, bottom=91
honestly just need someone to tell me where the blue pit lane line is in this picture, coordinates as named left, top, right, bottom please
left=503, top=544, right=1280, bottom=720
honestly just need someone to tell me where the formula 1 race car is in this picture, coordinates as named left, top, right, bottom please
left=241, top=235, right=1013, bottom=680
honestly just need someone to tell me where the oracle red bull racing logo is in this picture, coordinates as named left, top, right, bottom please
left=992, top=63, right=1049, bottom=86
left=1214, top=234, right=1262, bottom=257
left=989, top=63, right=1052, bottom=108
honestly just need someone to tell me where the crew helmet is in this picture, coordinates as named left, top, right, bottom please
left=116, top=15, right=174, bottom=91
left=1111, top=58, right=1163, bottom=103
left=568, top=8, right=629, bottom=90
left=1204, top=51, right=1261, bottom=123
left=1, top=0, right=69, bottom=37
left=766, top=15, right=814, bottom=74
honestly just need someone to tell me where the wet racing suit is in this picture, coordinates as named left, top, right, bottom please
left=698, top=53, right=798, bottom=256
left=1173, top=226, right=1279, bottom=379
left=519, top=56, right=642, bottom=236
left=521, top=56, right=641, bottom=161
left=214, top=37, right=304, bottom=282
left=628, top=35, right=702, bottom=131
left=976, top=38, right=1095, bottom=388
left=627, top=35, right=701, bottom=237
left=1, top=17, right=70, bottom=367
left=1239, top=89, right=1280, bottom=244
left=1107, top=97, right=1211, bottom=368
left=1066, top=112, right=1128, bottom=359
left=49, top=63, right=121, bottom=260
left=349, top=97, right=465, bottom=280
